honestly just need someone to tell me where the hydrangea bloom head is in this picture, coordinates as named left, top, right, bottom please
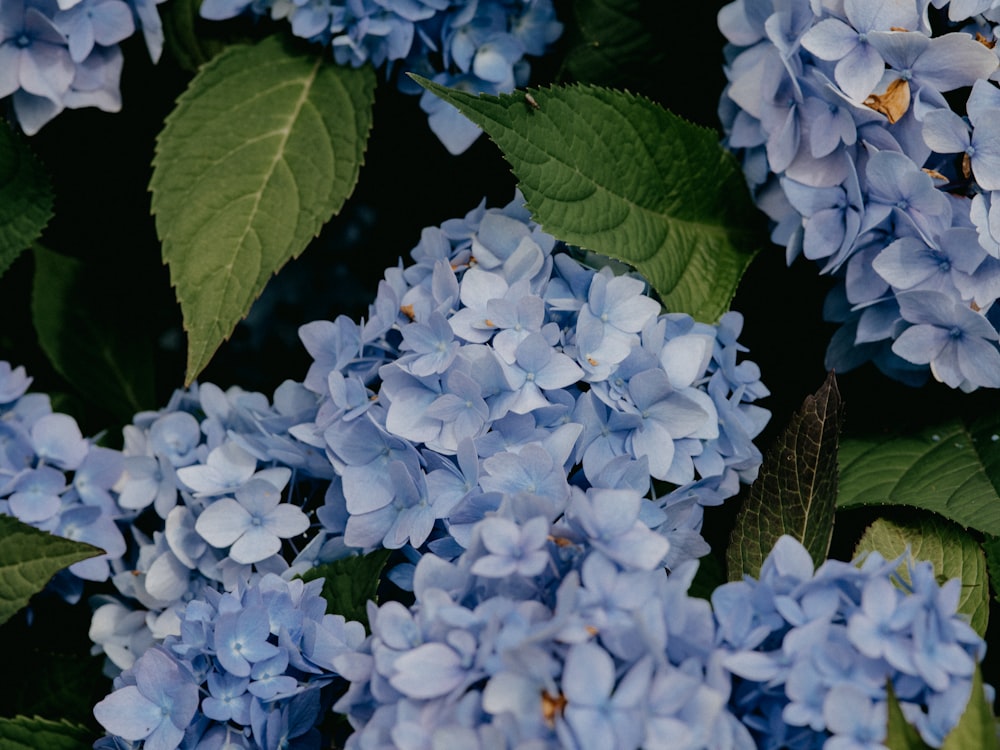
left=76, top=191, right=772, bottom=747
left=715, top=537, right=987, bottom=748
left=94, top=573, right=365, bottom=749
left=296, top=191, right=771, bottom=571
left=719, top=0, right=1000, bottom=391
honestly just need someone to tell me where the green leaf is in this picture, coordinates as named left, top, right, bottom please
left=885, top=681, right=933, bottom=750
left=31, top=245, right=155, bottom=422
left=298, top=549, right=391, bottom=630
left=558, top=0, right=667, bottom=91
left=412, top=79, right=761, bottom=322
left=838, top=413, right=1000, bottom=536
left=727, top=372, right=843, bottom=580
left=854, top=513, right=990, bottom=637
left=941, top=666, right=999, bottom=750
left=0, top=716, right=93, bottom=750
left=0, top=123, right=53, bottom=279
left=0, top=515, right=102, bottom=626
left=152, top=36, right=376, bottom=384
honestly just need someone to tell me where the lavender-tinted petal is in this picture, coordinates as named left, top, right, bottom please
left=195, top=498, right=251, bottom=548
left=893, top=324, right=949, bottom=366
left=922, top=108, right=970, bottom=154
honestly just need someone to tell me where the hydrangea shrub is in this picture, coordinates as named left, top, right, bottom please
left=5, top=1, right=1000, bottom=748
left=3, top=190, right=996, bottom=748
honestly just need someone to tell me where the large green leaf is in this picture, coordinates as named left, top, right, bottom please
left=152, top=36, right=376, bottom=384
left=838, top=414, right=1000, bottom=536
left=854, top=514, right=990, bottom=637
left=727, top=372, right=842, bottom=580
left=32, top=245, right=155, bottom=422
left=298, top=548, right=391, bottom=631
left=413, top=79, right=761, bottom=322
left=0, top=515, right=102, bottom=626
left=0, top=716, right=93, bottom=750
left=0, top=123, right=53, bottom=279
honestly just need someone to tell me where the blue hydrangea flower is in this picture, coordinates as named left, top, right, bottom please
left=714, top=536, right=987, bottom=749
left=800, top=0, right=920, bottom=102
left=0, top=0, right=164, bottom=133
left=288, top=192, right=771, bottom=583
left=719, top=0, right=1000, bottom=390
left=94, top=574, right=366, bottom=749
left=84, top=192, right=771, bottom=747
left=80, top=375, right=344, bottom=675
left=337, top=502, right=987, bottom=748
left=892, top=290, right=1000, bottom=390
left=93, top=646, right=200, bottom=750
left=195, top=477, right=310, bottom=564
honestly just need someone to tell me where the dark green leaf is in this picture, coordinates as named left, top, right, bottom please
left=854, top=513, right=989, bottom=637
left=941, top=666, right=999, bottom=750
left=0, top=515, right=102, bottom=626
left=31, top=245, right=155, bottom=422
left=727, top=372, right=842, bottom=580
left=885, top=681, right=933, bottom=750
left=838, top=413, right=1000, bottom=536
left=412, top=79, right=761, bottom=323
left=0, top=716, right=93, bottom=750
left=151, top=36, right=376, bottom=384
left=0, top=123, right=53, bottom=279
left=298, top=549, right=391, bottom=630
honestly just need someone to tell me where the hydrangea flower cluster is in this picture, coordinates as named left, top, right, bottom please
left=87, top=376, right=346, bottom=674
left=198, top=0, right=564, bottom=153
left=17, top=191, right=983, bottom=747
left=718, top=0, right=1000, bottom=391
left=0, top=0, right=165, bottom=133
left=337, top=531, right=988, bottom=749
left=714, top=536, right=988, bottom=748
left=0, top=361, right=126, bottom=602
left=93, top=573, right=364, bottom=750
left=335, top=485, right=756, bottom=749
left=292, top=191, right=771, bottom=578
left=81, top=192, right=771, bottom=746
